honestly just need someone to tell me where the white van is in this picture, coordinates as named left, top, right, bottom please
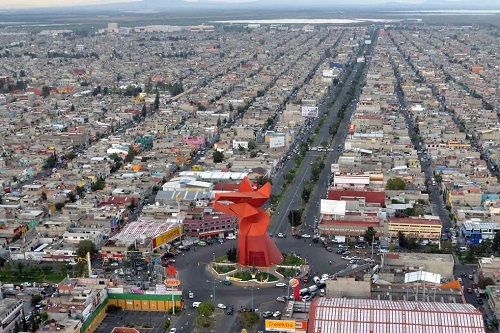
left=192, top=302, right=201, bottom=308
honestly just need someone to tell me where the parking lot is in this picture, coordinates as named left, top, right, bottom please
left=94, top=310, right=170, bottom=333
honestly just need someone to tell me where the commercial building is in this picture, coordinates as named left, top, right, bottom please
left=0, top=299, right=24, bottom=333
left=308, top=298, right=484, bottom=333
left=461, top=220, right=500, bottom=244
left=388, top=217, right=442, bottom=240
left=381, top=252, right=454, bottom=280
left=478, top=256, right=500, bottom=283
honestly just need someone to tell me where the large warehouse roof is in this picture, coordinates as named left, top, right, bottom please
left=308, top=298, right=484, bottom=333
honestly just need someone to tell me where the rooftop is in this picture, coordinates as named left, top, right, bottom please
left=309, top=298, right=484, bottom=333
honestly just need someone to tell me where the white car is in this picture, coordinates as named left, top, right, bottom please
left=277, top=233, right=285, bottom=238
left=169, top=329, right=177, bottom=333
left=341, top=256, right=352, bottom=260
left=351, top=256, right=361, bottom=260
left=364, top=258, right=375, bottom=263
left=273, top=311, right=282, bottom=318
left=301, top=234, right=312, bottom=238
left=275, top=282, right=287, bottom=288
left=226, top=234, right=236, bottom=240
left=217, top=303, right=227, bottom=309
left=188, top=291, right=194, bottom=299
left=192, top=302, right=201, bottom=308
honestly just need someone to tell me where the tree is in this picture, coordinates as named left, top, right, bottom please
left=42, top=85, right=50, bottom=98
left=213, top=151, right=224, bottom=163
left=255, top=176, right=271, bottom=187
left=124, top=145, right=135, bottom=163
left=288, top=209, right=303, bottom=227
left=91, top=178, right=105, bottom=191
left=70, top=104, right=75, bottom=112
left=43, top=154, right=57, bottom=170
left=493, top=232, right=500, bottom=254
left=153, top=91, right=160, bottom=110
left=301, top=186, right=311, bottom=203
left=67, top=192, right=77, bottom=203
left=386, top=178, right=407, bottom=190
left=364, top=227, right=376, bottom=242
left=141, top=104, right=147, bottom=117
left=247, top=140, right=256, bottom=150
left=41, top=192, right=47, bottom=201
left=197, top=302, right=215, bottom=318
left=397, top=231, right=407, bottom=249
left=76, top=240, right=96, bottom=258
left=477, top=277, right=495, bottom=290
left=226, top=247, right=237, bottom=263
left=39, top=312, right=48, bottom=322
left=31, top=294, right=43, bottom=306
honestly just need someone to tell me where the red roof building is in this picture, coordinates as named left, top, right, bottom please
left=328, top=188, right=386, bottom=207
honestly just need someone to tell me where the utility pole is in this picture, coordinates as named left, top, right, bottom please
left=212, top=252, right=216, bottom=304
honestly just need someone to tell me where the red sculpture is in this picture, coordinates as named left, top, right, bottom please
left=213, top=178, right=283, bottom=267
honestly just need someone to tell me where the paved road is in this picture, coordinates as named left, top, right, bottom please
left=270, top=27, right=377, bottom=237
left=389, top=39, right=453, bottom=231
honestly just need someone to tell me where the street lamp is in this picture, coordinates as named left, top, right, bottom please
left=212, top=252, right=216, bottom=304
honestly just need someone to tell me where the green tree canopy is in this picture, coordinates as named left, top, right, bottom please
left=364, top=227, right=377, bottom=242
left=197, top=302, right=215, bottom=318
left=288, top=209, right=303, bottom=227
left=76, top=240, right=97, bottom=258
left=386, top=178, right=407, bottom=190
left=213, top=151, right=224, bottom=163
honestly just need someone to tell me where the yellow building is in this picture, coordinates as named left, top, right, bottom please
left=388, top=217, right=442, bottom=239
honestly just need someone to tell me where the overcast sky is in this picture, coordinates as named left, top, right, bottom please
left=0, top=0, right=482, bottom=10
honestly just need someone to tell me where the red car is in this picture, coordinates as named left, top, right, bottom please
left=467, top=287, right=473, bottom=294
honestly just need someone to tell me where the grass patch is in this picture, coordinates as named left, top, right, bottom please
left=281, top=253, right=306, bottom=266
left=255, top=271, right=278, bottom=282
left=214, top=255, right=229, bottom=263
left=277, top=267, right=300, bottom=278
left=213, top=264, right=236, bottom=274
left=0, top=263, right=67, bottom=283
left=232, top=271, right=253, bottom=281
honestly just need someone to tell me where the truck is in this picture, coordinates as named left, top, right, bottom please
left=333, top=236, right=346, bottom=243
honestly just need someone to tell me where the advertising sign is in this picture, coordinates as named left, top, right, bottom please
left=320, top=199, right=346, bottom=215
left=289, top=278, right=299, bottom=288
left=164, top=278, right=181, bottom=287
left=265, top=320, right=296, bottom=332
left=152, top=225, right=182, bottom=249
left=301, top=106, right=319, bottom=118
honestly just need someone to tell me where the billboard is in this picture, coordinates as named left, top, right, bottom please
left=301, top=106, right=319, bottom=118
left=320, top=199, right=346, bottom=215
left=152, top=225, right=182, bottom=249
left=265, top=320, right=296, bottom=332
left=269, top=136, right=285, bottom=149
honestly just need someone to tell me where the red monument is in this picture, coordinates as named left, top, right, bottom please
left=213, top=178, right=283, bottom=267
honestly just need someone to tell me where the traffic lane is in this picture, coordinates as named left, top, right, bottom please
left=270, top=153, right=315, bottom=234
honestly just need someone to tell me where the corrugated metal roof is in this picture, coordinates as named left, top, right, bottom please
left=309, top=298, right=484, bottom=333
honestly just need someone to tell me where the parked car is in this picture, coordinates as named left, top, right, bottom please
left=275, top=282, right=286, bottom=288
left=217, top=304, right=227, bottom=309
left=276, top=296, right=286, bottom=302
left=263, top=311, right=273, bottom=318
left=273, top=311, right=282, bottom=318
left=301, top=234, right=312, bottom=238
